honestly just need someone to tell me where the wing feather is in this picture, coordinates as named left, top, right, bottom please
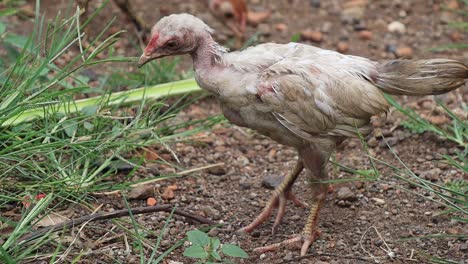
left=256, top=51, right=389, bottom=140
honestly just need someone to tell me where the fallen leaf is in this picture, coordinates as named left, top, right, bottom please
left=35, top=211, right=72, bottom=228
left=143, top=148, right=159, bottom=161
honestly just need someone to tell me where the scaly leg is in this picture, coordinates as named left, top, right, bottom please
left=253, top=183, right=327, bottom=256
left=240, top=160, right=306, bottom=234
left=252, top=143, right=333, bottom=256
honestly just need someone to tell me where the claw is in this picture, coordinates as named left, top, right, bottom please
left=272, top=195, right=286, bottom=234
left=240, top=189, right=307, bottom=234
left=253, top=230, right=321, bottom=256
left=287, top=192, right=308, bottom=208
left=240, top=161, right=305, bottom=233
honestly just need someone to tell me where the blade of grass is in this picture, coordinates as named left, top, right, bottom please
left=2, top=78, right=202, bottom=126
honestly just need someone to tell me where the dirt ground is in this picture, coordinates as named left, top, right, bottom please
left=10, top=0, right=468, bottom=263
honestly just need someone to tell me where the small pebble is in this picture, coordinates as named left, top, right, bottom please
left=337, top=41, right=349, bottom=53
left=336, top=186, right=357, bottom=201
left=395, top=47, right=413, bottom=58
left=274, top=23, right=288, bottom=32
left=387, top=21, right=406, bottom=34
left=358, top=30, right=373, bottom=40
left=450, top=31, right=462, bottom=42
left=262, top=175, right=283, bottom=189
left=310, top=0, right=321, bottom=8
left=301, top=30, right=323, bottom=42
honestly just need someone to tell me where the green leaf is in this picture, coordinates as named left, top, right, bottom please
left=221, top=244, right=248, bottom=258
left=187, top=229, right=210, bottom=246
left=62, top=122, right=78, bottom=137
left=211, top=238, right=221, bottom=251
left=81, top=105, right=98, bottom=116
left=183, top=245, right=208, bottom=259
left=83, top=121, right=94, bottom=131
left=4, top=33, right=29, bottom=50
left=0, top=22, right=6, bottom=35
left=290, top=33, right=301, bottom=42
left=211, top=250, right=221, bottom=261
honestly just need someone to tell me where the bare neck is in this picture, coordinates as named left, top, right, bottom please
left=190, top=34, right=226, bottom=71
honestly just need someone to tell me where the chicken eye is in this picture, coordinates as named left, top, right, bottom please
left=224, top=11, right=234, bottom=19
left=166, top=40, right=179, bottom=49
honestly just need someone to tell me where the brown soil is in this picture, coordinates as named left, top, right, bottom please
left=7, top=0, right=468, bottom=263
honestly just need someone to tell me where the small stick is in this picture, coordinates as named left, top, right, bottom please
left=277, top=252, right=374, bottom=264
left=20, top=205, right=214, bottom=243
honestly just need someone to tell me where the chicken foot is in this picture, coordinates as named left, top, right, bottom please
left=252, top=185, right=327, bottom=256
left=251, top=144, right=330, bottom=256
left=240, top=160, right=306, bottom=234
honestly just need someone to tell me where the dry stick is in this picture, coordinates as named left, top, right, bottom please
left=360, top=225, right=395, bottom=262
left=20, top=205, right=214, bottom=243
left=277, top=252, right=374, bottom=264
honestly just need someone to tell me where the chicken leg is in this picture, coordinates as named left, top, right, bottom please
left=250, top=144, right=331, bottom=256
left=240, top=159, right=306, bottom=235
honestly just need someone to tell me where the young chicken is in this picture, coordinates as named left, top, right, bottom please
left=138, top=14, right=468, bottom=256
left=209, top=0, right=248, bottom=38
left=208, top=0, right=270, bottom=47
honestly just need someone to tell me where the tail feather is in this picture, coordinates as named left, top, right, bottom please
left=376, top=59, right=468, bottom=95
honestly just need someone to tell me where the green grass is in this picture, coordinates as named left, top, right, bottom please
left=0, top=2, right=217, bottom=263
left=370, top=95, right=466, bottom=263
left=385, top=95, right=467, bottom=148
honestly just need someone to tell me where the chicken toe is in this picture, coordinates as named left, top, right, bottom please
left=240, top=160, right=305, bottom=233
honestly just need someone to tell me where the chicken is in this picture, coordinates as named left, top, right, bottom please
left=208, top=0, right=271, bottom=47
left=209, top=0, right=248, bottom=39
left=138, top=14, right=468, bottom=256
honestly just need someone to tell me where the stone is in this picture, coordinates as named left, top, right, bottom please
left=301, top=30, right=323, bottom=42
left=321, top=22, right=333, bottom=33
left=395, top=47, right=413, bottom=58
left=207, top=165, right=227, bottom=175
left=201, top=206, right=220, bottom=219
left=310, top=0, right=321, bottom=8
left=387, top=21, right=406, bottom=34
left=371, top=197, right=386, bottom=205
left=336, top=186, right=357, bottom=201
left=358, top=30, right=373, bottom=40
left=450, top=31, right=462, bottom=42
left=128, top=184, right=154, bottom=200
left=337, top=41, right=349, bottom=53
left=258, top=23, right=271, bottom=36
left=421, top=168, right=441, bottom=182
left=274, top=23, right=288, bottom=32
left=262, top=175, right=284, bottom=189
left=161, top=185, right=178, bottom=200
left=342, top=6, right=365, bottom=22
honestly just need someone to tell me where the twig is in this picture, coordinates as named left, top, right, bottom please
left=19, top=205, right=214, bottom=243
left=277, top=252, right=375, bottom=264
left=360, top=225, right=395, bottom=263
left=360, top=226, right=379, bottom=262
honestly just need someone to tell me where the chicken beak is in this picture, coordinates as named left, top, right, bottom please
left=138, top=54, right=152, bottom=68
